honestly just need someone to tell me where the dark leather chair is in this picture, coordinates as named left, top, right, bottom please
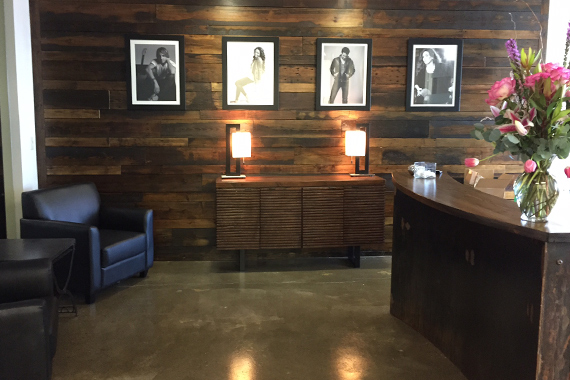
left=20, top=183, right=154, bottom=304
left=0, top=259, right=58, bottom=380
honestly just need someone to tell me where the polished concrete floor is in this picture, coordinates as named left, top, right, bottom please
left=53, top=256, right=467, bottom=380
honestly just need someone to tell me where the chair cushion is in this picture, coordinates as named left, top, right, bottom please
left=100, top=230, right=147, bottom=267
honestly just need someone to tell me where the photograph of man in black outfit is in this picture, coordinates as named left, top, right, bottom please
left=328, top=47, right=356, bottom=104
left=316, top=39, right=371, bottom=111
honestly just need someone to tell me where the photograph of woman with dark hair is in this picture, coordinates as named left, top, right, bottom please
left=413, top=48, right=454, bottom=105
left=231, top=47, right=266, bottom=103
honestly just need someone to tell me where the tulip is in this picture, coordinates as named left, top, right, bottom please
left=524, top=159, right=537, bottom=173
left=565, top=167, right=570, bottom=178
left=465, top=158, right=480, bottom=167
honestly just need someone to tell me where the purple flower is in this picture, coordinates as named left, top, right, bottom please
left=567, top=22, right=570, bottom=39
left=506, top=39, right=521, bottom=62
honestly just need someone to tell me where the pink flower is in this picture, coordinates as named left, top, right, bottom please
left=524, top=160, right=537, bottom=173
left=497, top=108, right=534, bottom=134
left=465, top=158, right=480, bottom=167
left=514, top=121, right=528, bottom=136
left=485, top=77, right=516, bottom=106
left=565, top=167, right=570, bottom=178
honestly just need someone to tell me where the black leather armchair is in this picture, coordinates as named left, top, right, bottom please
left=20, top=183, right=154, bottom=303
left=0, top=259, right=58, bottom=380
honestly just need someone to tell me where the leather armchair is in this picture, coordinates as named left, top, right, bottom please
left=20, top=183, right=154, bottom=304
left=0, top=259, right=58, bottom=380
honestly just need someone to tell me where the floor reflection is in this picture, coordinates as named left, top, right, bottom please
left=335, top=336, right=368, bottom=380
left=229, top=350, right=255, bottom=380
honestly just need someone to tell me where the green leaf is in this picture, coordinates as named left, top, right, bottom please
left=471, top=130, right=484, bottom=140
left=506, top=134, right=520, bottom=144
left=533, top=49, right=542, bottom=64
left=489, top=128, right=502, bottom=142
left=521, top=48, right=528, bottom=66
left=553, top=108, right=570, bottom=123
left=474, top=123, right=485, bottom=130
left=547, top=100, right=558, bottom=118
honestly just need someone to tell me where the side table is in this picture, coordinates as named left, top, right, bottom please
left=0, top=238, right=77, bottom=315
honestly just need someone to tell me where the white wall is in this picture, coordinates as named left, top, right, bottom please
left=0, top=0, right=38, bottom=238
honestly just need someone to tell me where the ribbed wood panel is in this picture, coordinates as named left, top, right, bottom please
left=260, top=188, right=302, bottom=249
left=302, top=187, right=344, bottom=248
left=216, top=188, right=260, bottom=250
left=344, top=185, right=385, bottom=245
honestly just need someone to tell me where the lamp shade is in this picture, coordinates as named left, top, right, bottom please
left=231, top=131, right=251, bottom=158
left=345, top=130, right=366, bottom=157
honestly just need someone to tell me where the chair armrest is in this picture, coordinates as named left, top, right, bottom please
left=99, top=207, right=154, bottom=268
left=99, top=207, right=152, bottom=233
left=20, top=219, right=102, bottom=295
left=0, top=299, right=51, bottom=380
left=0, top=259, right=53, bottom=303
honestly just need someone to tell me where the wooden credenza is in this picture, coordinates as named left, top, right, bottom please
left=391, top=171, right=570, bottom=380
left=216, top=175, right=385, bottom=270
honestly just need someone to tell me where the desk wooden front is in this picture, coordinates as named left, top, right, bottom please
left=390, top=171, right=570, bottom=380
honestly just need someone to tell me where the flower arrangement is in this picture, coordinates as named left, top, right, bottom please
left=466, top=22, right=570, bottom=221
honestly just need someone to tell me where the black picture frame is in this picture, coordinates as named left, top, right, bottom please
left=222, top=37, right=280, bottom=110
left=316, top=38, right=372, bottom=111
left=405, top=38, right=463, bottom=112
left=126, top=34, right=185, bottom=111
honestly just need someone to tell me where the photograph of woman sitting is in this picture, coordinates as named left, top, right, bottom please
left=231, top=47, right=266, bottom=103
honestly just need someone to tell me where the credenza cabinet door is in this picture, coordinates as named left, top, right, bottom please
left=302, top=187, right=344, bottom=248
left=216, top=188, right=260, bottom=250
left=261, top=188, right=302, bottom=249
left=344, top=185, right=384, bottom=245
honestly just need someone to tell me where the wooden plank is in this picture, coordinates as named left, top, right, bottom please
left=44, top=109, right=100, bottom=119
left=42, top=60, right=125, bottom=81
left=157, top=5, right=364, bottom=28
left=365, top=10, right=542, bottom=30
left=39, top=2, right=156, bottom=24
left=43, top=89, right=110, bottom=109
left=108, top=138, right=189, bottom=147
left=41, top=31, right=124, bottom=52
left=47, top=166, right=121, bottom=175
left=46, top=137, right=109, bottom=147
left=284, top=0, right=542, bottom=11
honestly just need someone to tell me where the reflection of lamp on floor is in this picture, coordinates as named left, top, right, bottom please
left=345, top=124, right=374, bottom=176
left=222, top=124, right=251, bottom=179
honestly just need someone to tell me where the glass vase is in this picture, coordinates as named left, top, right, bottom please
left=513, top=159, right=559, bottom=222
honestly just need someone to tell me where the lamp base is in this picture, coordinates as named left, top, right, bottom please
left=221, top=174, right=246, bottom=179
left=349, top=173, right=375, bottom=177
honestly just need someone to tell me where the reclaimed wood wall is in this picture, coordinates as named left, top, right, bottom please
left=31, top=0, right=548, bottom=260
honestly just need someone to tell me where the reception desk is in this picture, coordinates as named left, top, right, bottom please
left=390, top=171, right=570, bottom=380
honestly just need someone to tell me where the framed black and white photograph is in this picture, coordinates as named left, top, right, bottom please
left=316, top=38, right=372, bottom=111
left=406, top=38, right=463, bottom=112
left=222, top=37, right=279, bottom=110
left=126, top=35, right=185, bottom=111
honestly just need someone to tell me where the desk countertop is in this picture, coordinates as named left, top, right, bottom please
left=392, top=171, right=570, bottom=243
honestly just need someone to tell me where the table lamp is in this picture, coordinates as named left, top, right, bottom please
left=222, top=124, right=251, bottom=179
left=345, top=124, right=373, bottom=176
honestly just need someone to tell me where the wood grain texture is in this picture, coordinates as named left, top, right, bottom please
left=391, top=171, right=570, bottom=380
left=31, top=0, right=547, bottom=260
